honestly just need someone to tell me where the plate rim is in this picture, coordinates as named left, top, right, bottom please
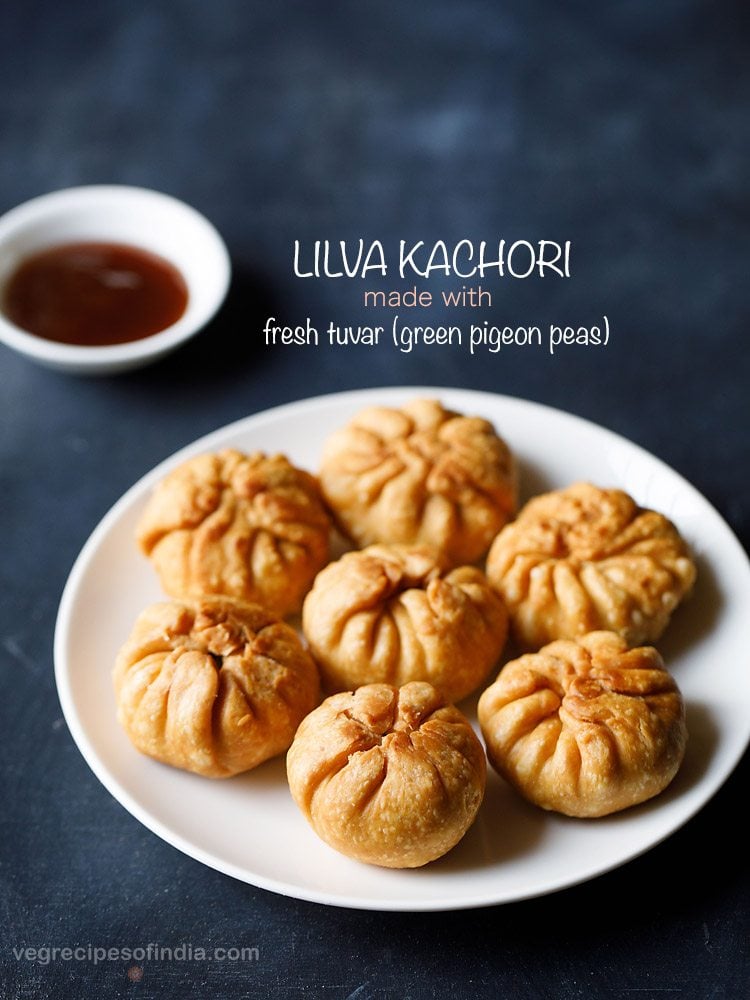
left=53, top=386, right=750, bottom=911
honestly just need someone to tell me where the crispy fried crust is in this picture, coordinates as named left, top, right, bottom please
left=478, top=631, right=687, bottom=817
left=486, top=482, right=696, bottom=649
left=302, top=544, right=508, bottom=702
left=319, top=399, right=517, bottom=565
left=287, top=681, right=486, bottom=867
left=113, top=597, right=320, bottom=777
left=136, top=449, right=331, bottom=617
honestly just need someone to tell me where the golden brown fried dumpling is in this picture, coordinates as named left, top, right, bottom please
left=302, top=544, right=508, bottom=703
left=136, top=449, right=331, bottom=617
left=287, top=681, right=486, bottom=868
left=486, top=482, right=696, bottom=649
left=319, top=399, right=517, bottom=566
left=477, top=631, right=687, bottom=817
left=113, top=597, right=320, bottom=777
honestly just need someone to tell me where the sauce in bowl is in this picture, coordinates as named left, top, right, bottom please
left=2, top=242, right=188, bottom=346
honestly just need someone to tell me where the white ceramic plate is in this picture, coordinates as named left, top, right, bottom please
left=54, top=387, right=750, bottom=911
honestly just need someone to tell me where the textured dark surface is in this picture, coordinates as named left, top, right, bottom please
left=1, top=2, right=748, bottom=998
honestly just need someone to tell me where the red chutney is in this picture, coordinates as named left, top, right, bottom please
left=2, top=242, right=188, bottom=346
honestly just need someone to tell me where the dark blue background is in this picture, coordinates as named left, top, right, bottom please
left=1, top=2, right=748, bottom=997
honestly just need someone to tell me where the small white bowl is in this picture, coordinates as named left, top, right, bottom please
left=0, top=185, right=231, bottom=375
